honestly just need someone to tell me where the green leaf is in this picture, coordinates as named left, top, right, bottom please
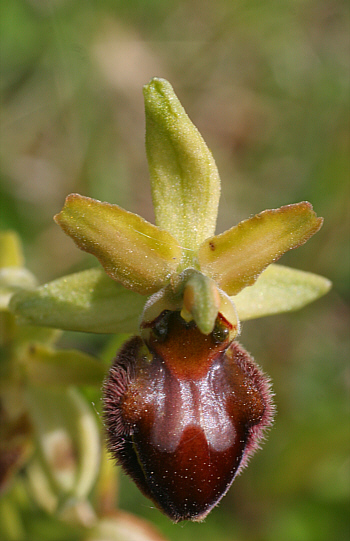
left=23, top=343, right=106, bottom=387
left=144, top=78, right=220, bottom=254
left=10, top=268, right=146, bottom=334
left=233, top=264, right=332, bottom=321
left=55, top=194, right=182, bottom=295
left=198, top=202, right=323, bottom=296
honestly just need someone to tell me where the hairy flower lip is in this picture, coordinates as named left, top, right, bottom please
left=103, top=311, right=274, bottom=522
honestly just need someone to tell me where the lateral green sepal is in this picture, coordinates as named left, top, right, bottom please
left=9, top=268, right=145, bottom=334
left=233, top=264, right=332, bottom=321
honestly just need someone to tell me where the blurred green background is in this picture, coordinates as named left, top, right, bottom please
left=1, top=0, right=349, bottom=540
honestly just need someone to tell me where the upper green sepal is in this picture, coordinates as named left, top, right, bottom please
left=233, top=264, right=332, bottom=321
left=54, top=194, right=182, bottom=295
left=198, top=202, right=323, bottom=296
left=144, top=78, right=220, bottom=254
left=9, top=268, right=144, bottom=334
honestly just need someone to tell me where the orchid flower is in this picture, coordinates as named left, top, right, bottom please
left=10, top=78, right=331, bottom=522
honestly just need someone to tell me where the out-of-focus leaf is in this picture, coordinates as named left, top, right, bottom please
left=15, top=326, right=60, bottom=346
left=0, top=268, right=37, bottom=310
left=23, top=344, right=106, bottom=387
left=27, top=460, right=98, bottom=524
left=144, top=78, right=220, bottom=254
left=0, top=232, right=37, bottom=310
left=85, top=512, right=168, bottom=541
left=26, top=459, right=58, bottom=514
left=0, top=496, right=25, bottom=541
left=93, top=446, right=119, bottom=515
left=10, top=268, right=145, bottom=334
left=0, top=232, right=25, bottom=268
left=198, top=202, right=323, bottom=296
left=0, top=387, right=32, bottom=494
left=55, top=194, right=182, bottom=295
left=233, top=264, right=332, bottom=321
left=26, top=386, right=100, bottom=501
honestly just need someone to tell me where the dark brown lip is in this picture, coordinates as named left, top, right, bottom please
left=103, top=313, right=274, bottom=522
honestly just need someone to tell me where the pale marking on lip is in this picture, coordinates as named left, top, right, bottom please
left=142, top=362, right=235, bottom=453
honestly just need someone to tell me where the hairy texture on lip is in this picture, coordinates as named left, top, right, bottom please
left=103, top=313, right=274, bottom=522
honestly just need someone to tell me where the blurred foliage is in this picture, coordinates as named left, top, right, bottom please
left=0, top=0, right=349, bottom=540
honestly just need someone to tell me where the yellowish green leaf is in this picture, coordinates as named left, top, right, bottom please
left=26, top=459, right=59, bottom=514
left=233, top=264, right=332, bottom=321
left=0, top=268, right=37, bottom=310
left=55, top=194, right=182, bottom=295
left=198, top=202, right=323, bottom=296
left=144, top=78, right=220, bottom=254
left=0, top=231, right=25, bottom=268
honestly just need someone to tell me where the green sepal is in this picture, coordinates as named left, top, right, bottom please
left=233, top=264, right=332, bottom=321
left=144, top=78, right=220, bottom=254
left=55, top=194, right=182, bottom=295
left=10, top=268, right=145, bottom=334
left=198, top=202, right=323, bottom=296
left=22, top=343, right=106, bottom=387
